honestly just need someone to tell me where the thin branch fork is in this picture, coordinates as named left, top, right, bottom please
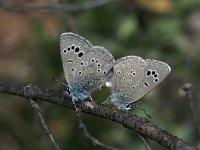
left=74, top=107, right=118, bottom=150
left=0, top=0, right=115, bottom=13
left=28, top=98, right=61, bottom=150
left=27, top=86, right=116, bottom=150
left=0, top=81, right=198, bottom=150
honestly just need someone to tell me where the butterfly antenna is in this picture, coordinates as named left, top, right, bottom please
left=51, top=76, right=79, bottom=112
left=134, top=104, right=152, bottom=119
left=51, top=76, right=68, bottom=87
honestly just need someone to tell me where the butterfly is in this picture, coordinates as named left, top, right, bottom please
left=60, top=32, right=115, bottom=102
left=103, top=56, right=171, bottom=110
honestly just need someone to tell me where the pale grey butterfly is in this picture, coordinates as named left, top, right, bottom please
left=103, top=56, right=171, bottom=110
left=60, top=32, right=115, bottom=102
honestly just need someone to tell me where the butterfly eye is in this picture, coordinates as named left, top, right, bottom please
left=125, top=103, right=132, bottom=109
left=66, top=87, right=70, bottom=94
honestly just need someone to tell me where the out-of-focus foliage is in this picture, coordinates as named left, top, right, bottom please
left=0, top=0, right=200, bottom=149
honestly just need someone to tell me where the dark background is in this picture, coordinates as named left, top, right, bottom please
left=0, top=0, right=200, bottom=149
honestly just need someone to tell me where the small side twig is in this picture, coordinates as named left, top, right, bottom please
left=51, top=76, right=118, bottom=150
left=28, top=98, right=61, bottom=150
left=138, top=134, right=152, bottom=150
left=74, top=106, right=118, bottom=150
left=0, top=0, right=115, bottom=13
left=180, top=83, right=200, bottom=138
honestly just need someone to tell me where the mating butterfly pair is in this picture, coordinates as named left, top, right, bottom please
left=60, top=33, right=171, bottom=110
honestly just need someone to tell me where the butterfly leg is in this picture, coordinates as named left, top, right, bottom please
left=102, top=95, right=112, bottom=104
left=132, top=103, right=151, bottom=119
left=123, top=103, right=133, bottom=110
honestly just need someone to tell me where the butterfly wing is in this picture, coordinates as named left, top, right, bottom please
left=60, top=32, right=92, bottom=85
left=60, top=32, right=115, bottom=95
left=133, top=59, right=171, bottom=102
left=110, top=56, right=146, bottom=103
left=79, top=46, right=115, bottom=92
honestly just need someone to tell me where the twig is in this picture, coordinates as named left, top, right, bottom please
left=37, top=76, right=117, bottom=149
left=51, top=76, right=118, bottom=149
left=138, top=134, right=152, bottom=150
left=0, top=0, right=115, bottom=13
left=180, top=83, right=200, bottom=139
left=74, top=107, right=118, bottom=150
left=28, top=97, right=61, bottom=150
left=0, top=81, right=198, bottom=150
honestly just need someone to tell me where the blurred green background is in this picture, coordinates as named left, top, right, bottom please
left=0, top=0, right=200, bottom=149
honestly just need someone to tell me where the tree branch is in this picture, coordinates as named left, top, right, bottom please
left=180, top=83, right=200, bottom=140
left=0, top=0, right=115, bottom=13
left=75, top=107, right=118, bottom=150
left=138, top=134, right=152, bottom=150
left=0, top=81, right=198, bottom=150
left=28, top=98, right=61, bottom=150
